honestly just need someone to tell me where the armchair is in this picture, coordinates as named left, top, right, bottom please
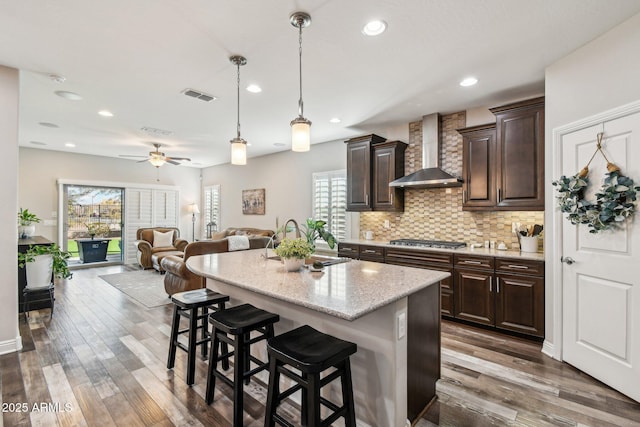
left=134, top=227, right=188, bottom=272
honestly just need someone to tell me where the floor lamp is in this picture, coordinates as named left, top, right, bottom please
left=188, top=203, right=200, bottom=241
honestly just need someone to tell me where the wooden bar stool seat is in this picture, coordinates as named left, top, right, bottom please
left=167, top=288, right=229, bottom=386
left=206, top=303, right=280, bottom=427
left=264, top=325, right=357, bottom=427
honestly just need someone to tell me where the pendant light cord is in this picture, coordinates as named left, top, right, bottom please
left=236, top=61, right=241, bottom=138
left=297, top=19, right=304, bottom=118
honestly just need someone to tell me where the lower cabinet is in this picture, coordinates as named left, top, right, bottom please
left=455, top=254, right=544, bottom=338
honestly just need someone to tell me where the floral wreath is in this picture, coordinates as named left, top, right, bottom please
left=552, top=132, right=640, bottom=233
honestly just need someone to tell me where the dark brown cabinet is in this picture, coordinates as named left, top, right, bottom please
left=345, top=134, right=406, bottom=212
left=458, top=97, right=545, bottom=211
left=458, top=124, right=497, bottom=210
left=337, top=242, right=360, bottom=259
left=373, top=141, right=407, bottom=211
left=385, top=247, right=454, bottom=317
left=454, top=254, right=544, bottom=338
left=491, top=96, right=545, bottom=210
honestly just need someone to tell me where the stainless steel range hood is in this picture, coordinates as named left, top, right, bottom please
left=389, top=113, right=462, bottom=188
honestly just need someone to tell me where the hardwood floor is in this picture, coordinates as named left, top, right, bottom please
left=2, top=265, right=639, bottom=426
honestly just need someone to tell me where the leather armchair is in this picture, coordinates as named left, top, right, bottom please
left=161, top=236, right=272, bottom=296
left=134, top=227, right=188, bottom=270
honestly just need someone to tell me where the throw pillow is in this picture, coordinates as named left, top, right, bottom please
left=153, top=230, right=174, bottom=248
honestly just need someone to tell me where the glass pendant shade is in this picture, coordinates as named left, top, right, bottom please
left=230, top=137, right=247, bottom=165
left=291, top=117, right=311, bottom=152
left=149, top=156, right=166, bottom=167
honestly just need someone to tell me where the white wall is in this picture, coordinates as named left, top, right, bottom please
left=0, top=65, right=20, bottom=354
left=544, top=12, right=640, bottom=356
left=201, top=139, right=346, bottom=232
left=18, top=147, right=201, bottom=242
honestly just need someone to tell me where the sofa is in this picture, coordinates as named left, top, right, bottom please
left=161, top=234, right=273, bottom=296
left=134, top=227, right=188, bottom=272
left=209, top=227, right=275, bottom=240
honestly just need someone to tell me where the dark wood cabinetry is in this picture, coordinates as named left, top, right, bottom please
left=372, top=141, right=407, bottom=211
left=345, top=134, right=406, bottom=212
left=454, top=254, right=544, bottom=337
left=337, top=242, right=360, bottom=259
left=490, top=96, right=545, bottom=210
left=459, top=124, right=497, bottom=210
left=359, top=245, right=385, bottom=262
left=458, top=97, right=545, bottom=211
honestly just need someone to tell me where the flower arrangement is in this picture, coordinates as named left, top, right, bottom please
left=274, top=238, right=314, bottom=260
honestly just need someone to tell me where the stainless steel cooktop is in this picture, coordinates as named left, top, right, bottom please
left=389, top=239, right=467, bottom=249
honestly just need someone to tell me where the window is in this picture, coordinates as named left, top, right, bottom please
left=312, top=170, right=348, bottom=241
left=203, top=185, right=221, bottom=238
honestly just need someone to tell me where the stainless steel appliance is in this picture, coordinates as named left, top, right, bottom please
left=389, top=239, right=467, bottom=249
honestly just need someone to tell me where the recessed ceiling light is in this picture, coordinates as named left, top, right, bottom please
left=460, top=77, right=478, bottom=87
left=329, top=117, right=341, bottom=123
left=362, top=20, right=387, bottom=36
left=98, top=110, right=113, bottom=117
left=246, top=84, right=262, bottom=93
left=55, top=90, right=83, bottom=101
left=65, top=142, right=76, bottom=148
left=30, top=141, right=47, bottom=146
left=39, top=122, right=59, bottom=128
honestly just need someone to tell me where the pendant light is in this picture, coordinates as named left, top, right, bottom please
left=229, top=55, right=248, bottom=165
left=290, top=12, right=312, bottom=152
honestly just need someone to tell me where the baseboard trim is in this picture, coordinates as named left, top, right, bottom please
left=0, top=335, right=23, bottom=355
left=542, top=340, right=556, bottom=360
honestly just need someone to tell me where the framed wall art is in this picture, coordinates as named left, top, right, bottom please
left=242, top=188, right=265, bottom=215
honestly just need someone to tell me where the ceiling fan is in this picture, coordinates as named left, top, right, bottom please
left=120, top=143, right=191, bottom=167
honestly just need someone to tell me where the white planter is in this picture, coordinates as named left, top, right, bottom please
left=283, top=258, right=304, bottom=272
left=19, top=224, right=36, bottom=238
left=25, top=254, right=53, bottom=289
left=520, top=236, right=539, bottom=253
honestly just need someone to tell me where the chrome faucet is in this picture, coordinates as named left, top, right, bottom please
left=262, top=218, right=301, bottom=259
left=282, top=218, right=301, bottom=239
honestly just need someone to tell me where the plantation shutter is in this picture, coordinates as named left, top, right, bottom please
left=312, top=170, right=347, bottom=241
left=203, top=185, right=221, bottom=238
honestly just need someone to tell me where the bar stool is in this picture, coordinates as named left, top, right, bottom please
left=206, top=303, right=280, bottom=427
left=167, top=288, right=229, bottom=386
left=264, top=325, right=357, bottom=427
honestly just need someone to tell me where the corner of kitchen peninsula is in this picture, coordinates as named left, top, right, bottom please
left=187, top=248, right=449, bottom=427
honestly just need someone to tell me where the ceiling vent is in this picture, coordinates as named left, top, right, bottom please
left=182, top=88, right=217, bottom=102
left=140, top=126, right=174, bottom=137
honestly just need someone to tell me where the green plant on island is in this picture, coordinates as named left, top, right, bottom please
left=300, top=218, right=337, bottom=249
left=273, top=238, right=314, bottom=260
left=18, top=208, right=41, bottom=226
left=18, top=244, right=73, bottom=279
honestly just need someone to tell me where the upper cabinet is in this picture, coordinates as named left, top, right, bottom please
left=458, top=97, right=545, bottom=211
left=345, top=134, right=406, bottom=212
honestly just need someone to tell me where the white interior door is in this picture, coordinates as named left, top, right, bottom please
left=561, top=112, right=640, bottom=402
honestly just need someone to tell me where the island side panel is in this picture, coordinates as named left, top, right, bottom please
left=407, top=282, right=441, bottom=422
left=206, top=277, right=409, bottom=427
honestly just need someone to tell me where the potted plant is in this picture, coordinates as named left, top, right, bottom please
left=18, top=208, right=41, bottom=239
left=274, top=238, right=314, bottom=271
left=301, top=218, right=337, bottom=250
left=85, top=222, right=111, bottom=239
left=18, top=244, right=72, bottom=289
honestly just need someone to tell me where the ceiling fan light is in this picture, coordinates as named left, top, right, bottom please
left=291, top=117, right=311, bottom=152
left=149, top=156, right=166, bottom=167
left=230, top=137, right=247, bottom=165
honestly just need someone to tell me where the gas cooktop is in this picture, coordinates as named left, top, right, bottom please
left=389, top=239, right=467, bottom=250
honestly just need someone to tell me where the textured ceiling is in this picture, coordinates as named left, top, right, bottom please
left=1, top=0, right=639, bottom=167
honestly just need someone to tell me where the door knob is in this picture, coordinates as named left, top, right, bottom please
left=561, top=256, right=575, bottom=265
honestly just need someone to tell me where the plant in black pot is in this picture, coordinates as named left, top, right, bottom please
left=79, top=222, right=111, bottom=263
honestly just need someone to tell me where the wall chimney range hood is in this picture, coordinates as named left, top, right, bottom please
left=389, top=113, right=462, bottom=188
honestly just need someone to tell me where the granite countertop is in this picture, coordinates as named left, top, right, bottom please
left=186, top=249, right=449, bottom=321
left=341, top=239, right=545, bottom=262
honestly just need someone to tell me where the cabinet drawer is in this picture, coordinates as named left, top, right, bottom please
left=495, top=258, right=544, bottom=276
left=337, top=243, right=359, bottom=259
left=441, top=290, right=454, bottom=317
left=454, top=254, right=494, bottom=270
left=359, top=245, right=385, bottom=261
left=385, top=247, right=453, bottom=267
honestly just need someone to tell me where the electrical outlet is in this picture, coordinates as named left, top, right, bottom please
left=445, top=188, right=451, bottom=194
left=383, top=219, right=390, bottom=229
left=43, top=219, right=56, bottom=226
left=511, top=222, right=517, bottom=234
left=397, top=312, right=406, bottom=339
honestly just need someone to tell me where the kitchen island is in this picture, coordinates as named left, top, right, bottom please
left=187, top=249, right=449, bottom=427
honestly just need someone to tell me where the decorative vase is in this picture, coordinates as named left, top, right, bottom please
left=283, top=258, right=304, bottom=272
left=19, top=224, right=36, bottom=238
left=520, top=236, right=539, bottom=253
left=25, top=254, right=53, bottom=288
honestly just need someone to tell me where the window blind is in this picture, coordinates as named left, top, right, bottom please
left=312, top=170, right=347, bottom=241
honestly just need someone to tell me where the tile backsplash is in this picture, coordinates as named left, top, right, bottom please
left=359, top=112, right=544, bottom=250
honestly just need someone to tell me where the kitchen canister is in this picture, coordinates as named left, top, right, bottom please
left=520, top=236, right=539, bottom=253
